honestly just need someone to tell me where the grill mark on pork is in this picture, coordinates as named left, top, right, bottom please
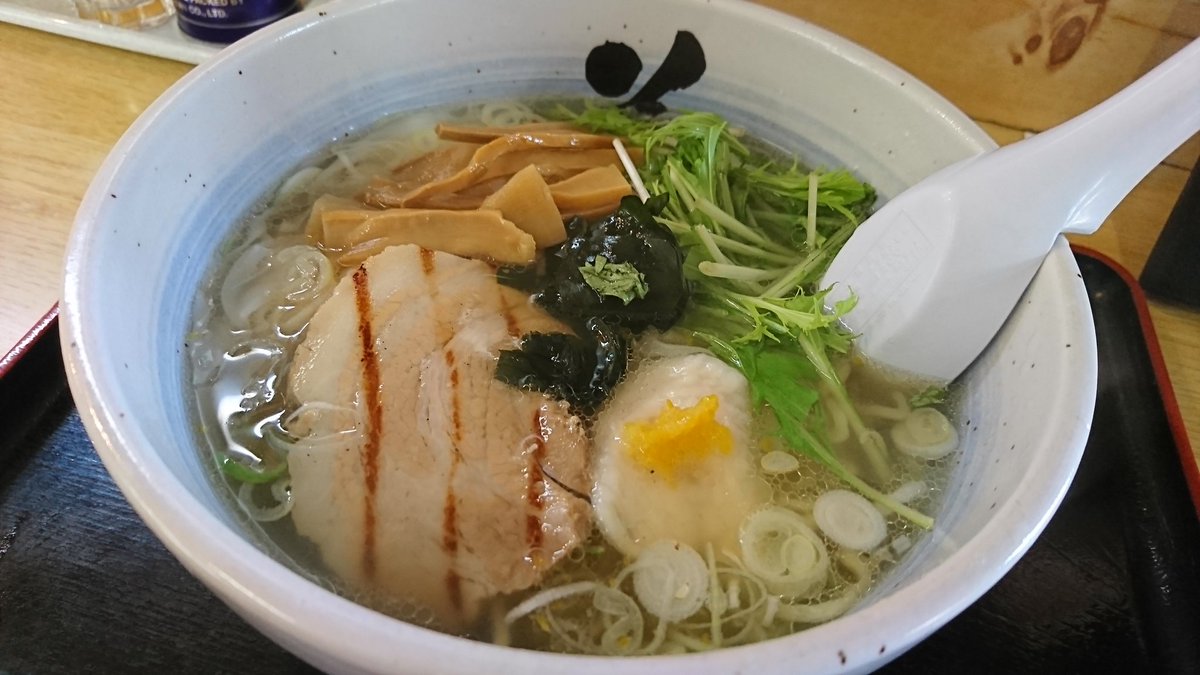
left=352, top=264, right=383, bottom=579
left=443, top=347, right=465, bottom=612
left=496, top=285, right=520, bottom=339
left=419, top=246, right=435, bottom=275
left=525, top=409, right=549, bottom=562
left=442, top=478, right=463, bottom=612
left=419, top=249, right=466, bottom=613
left=445, top=350, right=464, bottom=457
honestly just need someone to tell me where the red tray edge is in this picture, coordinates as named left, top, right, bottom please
left=0, top=304, right=59, bottom=382
left=1072, top=244, right=1200, bottom=519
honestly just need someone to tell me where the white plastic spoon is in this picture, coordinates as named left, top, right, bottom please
left=822, top=39, right=1200, bottom=383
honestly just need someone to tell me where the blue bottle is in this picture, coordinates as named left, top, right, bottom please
left=175, top=0, right=299, bottom=43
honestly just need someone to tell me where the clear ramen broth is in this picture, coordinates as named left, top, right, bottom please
left=187, top=98, right=960, bottom=654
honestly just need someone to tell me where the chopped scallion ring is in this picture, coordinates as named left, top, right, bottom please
left=891, top=407, right=958, bottom=460
left=630, top=539, right=709, bottom=622
left=739, top=506, right=830, bottom=598
left=814, top=489, right=888, bottom=551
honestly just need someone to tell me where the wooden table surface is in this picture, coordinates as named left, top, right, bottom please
left=1, top=0, right=1197, bottom=464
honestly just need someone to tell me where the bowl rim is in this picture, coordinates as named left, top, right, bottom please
left=60, top=0, right=1097, bottom=671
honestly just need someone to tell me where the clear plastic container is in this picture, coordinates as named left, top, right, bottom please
left=73, top=0, right=175, bottom=29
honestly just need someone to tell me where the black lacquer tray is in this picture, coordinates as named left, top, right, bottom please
left=1, top=249, right=1198, bottom=674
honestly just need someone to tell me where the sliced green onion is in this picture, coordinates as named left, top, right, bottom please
left=220, top=454, right=286, bottom=484
left=891, top=408, right=959, bottom=460
left=814, top=490, right=888, bottom=551
left=630, top=540, right=709, bottom=622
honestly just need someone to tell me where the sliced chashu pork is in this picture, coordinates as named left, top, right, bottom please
left=286, top=244, right=590, bottom=632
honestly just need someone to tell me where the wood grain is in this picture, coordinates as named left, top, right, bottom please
left=0, top=22, right=189, bottom=354
left=761, top=0, right=1200, bottom=168
left=0, top=2, right=1195, bottom=456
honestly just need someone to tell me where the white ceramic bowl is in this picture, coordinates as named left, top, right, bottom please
left=61, top=0, right=1098, bottom=672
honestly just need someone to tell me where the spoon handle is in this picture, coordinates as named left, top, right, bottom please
left=970, top=38, right=1200, bottom=238
left=819, top=39, right=1200, bottom=382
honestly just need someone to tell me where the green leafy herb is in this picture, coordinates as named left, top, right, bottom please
left=220, top=454, right=287, bottom=485
left=560, top=104, right=932, bottom=528
left=704, top=340, right=934, bottom=529
left=579, top=255, right=649, bottom=305
left=910, top=386, right=948, bottom=408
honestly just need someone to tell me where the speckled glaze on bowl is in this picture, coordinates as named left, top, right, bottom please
left=60, top=0, right=1097, bottom=672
